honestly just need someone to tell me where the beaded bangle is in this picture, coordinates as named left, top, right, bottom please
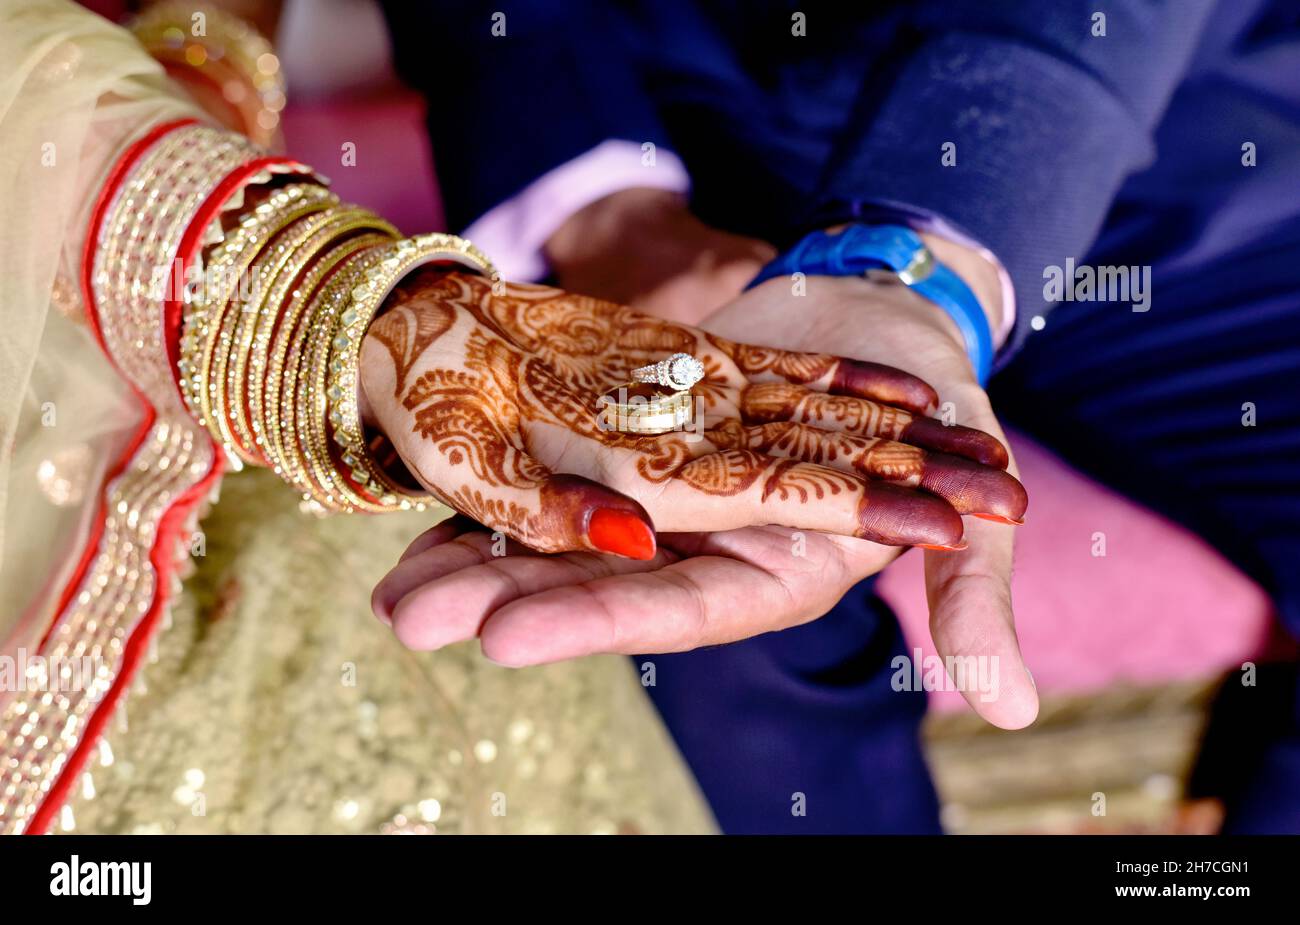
left=224, top=208, right=377, bottom=461
left=96, top=125, right=263, bottom=410
left=182, top=183, right=335, bottom=429
left=248, top=213, right=399, bottom=468
left=294, top=245, right=395, bottom=512
left=264, top=233, right=395, bottom=486
left=193, top=186, right=337, bottom=459
left=326, top=234, right=500, bottom=511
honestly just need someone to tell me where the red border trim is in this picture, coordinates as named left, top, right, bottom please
left=38, top=118, right=198, bottom=651
left=25, top=118, right=225, bottom=834
left=162, top=154, right=308, bottom=398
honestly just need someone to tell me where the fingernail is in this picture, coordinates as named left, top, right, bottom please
left=918, top=540, right=968, bottom=552
left=371, top=586, right=395, bottom=626
left=588, top=508, right=656, bottom=560
left=973, top=513, right=1025, bottom=526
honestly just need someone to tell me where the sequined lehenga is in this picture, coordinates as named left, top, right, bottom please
left=0, top=0, right=713, bottom=835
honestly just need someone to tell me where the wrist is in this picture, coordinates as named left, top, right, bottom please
left=544, top=187, right=687, bottom=273
left=916, top=231, right=1004, bottom=349
left=753, top=224, right=995, bottom=382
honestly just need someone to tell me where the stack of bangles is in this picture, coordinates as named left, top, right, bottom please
left=85, top=119, right=499, bottom=514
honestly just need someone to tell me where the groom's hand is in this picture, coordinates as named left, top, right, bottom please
left=700, top=256, right=1036, bottom=730
left=545, top=188, right=774, bottom=324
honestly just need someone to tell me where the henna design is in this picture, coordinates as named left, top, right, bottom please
left=367, top=295, right=456, bottom=397
left=740, top=382, right=912, bottom=441
left=709, top=333, right=939, bottom=414
left=708, top=420, right=926, bottom=483
left=360, top=269, right=1020, bottom=551
left=708, top=336, right=837, bottom=384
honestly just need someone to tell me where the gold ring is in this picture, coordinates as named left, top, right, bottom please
left=597, top=383, right=696, bottom=435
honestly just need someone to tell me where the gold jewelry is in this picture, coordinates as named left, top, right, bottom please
left=194, top=186, right=337, bottom=459
left=229, top=207, right=394, bottom=462
left=325, top=234, right=500, bottom=511
left=183, top=183, right=336, bottom=430
left=131, top=1, right=286, bottom=147
left=257, top=227, right=399, bottom=480
left=266, top=233, right=393, bottom=487
left=97, top=125, right=263, bottom=411
left=597, top=382, right=697, bottom=435
left=295, top=245, right=395, bottom=512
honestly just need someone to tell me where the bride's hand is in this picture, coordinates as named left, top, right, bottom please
left=360, top=269, right=1025, bottom=562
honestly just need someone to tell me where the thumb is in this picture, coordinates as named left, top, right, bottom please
left=924, top=387, right=1038, bottom=729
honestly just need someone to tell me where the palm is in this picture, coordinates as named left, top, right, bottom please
left=372, top=517, right=897, bottom=661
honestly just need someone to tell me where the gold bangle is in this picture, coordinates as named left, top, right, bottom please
left=178, top=172, right=327, bottom=424
left=194, top=185, right=337, bottom=459
left=223, top=209, right=340, bottom=461
left=131, top=1, right=285, bottom=147
left=276, top=244, right=374, bottom=505
left=295, top=245, right=395, bottom=512
left=327, top=234, right=500, bottom=510
left=228, top=207, right=392, bottom=462
left=265, top=233, right=395, bottom=487
left=184, top=183, right=335, bottom=434
left=251, top=216, right=399, bottom=475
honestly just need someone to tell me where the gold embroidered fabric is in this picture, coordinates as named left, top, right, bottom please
left=61, top=469, right=715, bottom=835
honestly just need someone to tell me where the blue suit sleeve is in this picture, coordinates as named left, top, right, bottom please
left=811, top=0, right=1219, bottom=359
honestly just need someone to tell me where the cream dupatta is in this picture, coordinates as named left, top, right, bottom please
left=0, top=0, right=211, bottom=833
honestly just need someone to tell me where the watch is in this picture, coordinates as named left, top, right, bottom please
left=747, top=224, right=993, bottom=385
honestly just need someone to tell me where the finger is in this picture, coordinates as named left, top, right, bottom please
left=709, top=335, right=939, bottom=414
left=397, top=515, right=479, bottom=563
left=478, top=534, right=871, bottom=664
left=740, top=381, right=1008, bottom=468
left=650, top=449, right=966, bottom=547
left=923, top=395, right=1036, bottom=729
left=374, top=530, right=501, bottom=624
left=381, top=532, right=676, bottom=650
left=925, top=515, right=1037, bottom=729
left=705, top=420, right=1027, bottom=521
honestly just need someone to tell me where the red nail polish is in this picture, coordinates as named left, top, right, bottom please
left=973, top=513, right=1025, bottom=526
left=918, top=540, right=968, bottom=552
left=588, top=509, right=656, bottom=560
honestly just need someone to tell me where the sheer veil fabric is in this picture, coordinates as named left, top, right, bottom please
left=0, top=0, right=195, bottom=652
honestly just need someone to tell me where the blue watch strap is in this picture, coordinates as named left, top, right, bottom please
left=748, top=225, right=994, bottom=385
left=911, top=262, right=994, bottom=386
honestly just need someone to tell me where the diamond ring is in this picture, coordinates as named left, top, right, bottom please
left=630, top=352, right=705, bottom=391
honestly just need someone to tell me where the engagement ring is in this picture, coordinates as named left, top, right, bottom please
left=630, top=352, right=705, bottom=392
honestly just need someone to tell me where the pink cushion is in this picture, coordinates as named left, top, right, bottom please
left=878, top=431, right=1280, bottom=709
